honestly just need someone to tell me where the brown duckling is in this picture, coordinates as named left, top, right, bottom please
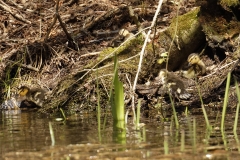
left=158, top=69, right=191, bottom=100
left=183, top=53, right=206, bottom=79
left=18, top=86, right=45, bottom=108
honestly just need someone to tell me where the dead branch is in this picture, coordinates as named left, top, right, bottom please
left=44, top=0, right=77, bottom=50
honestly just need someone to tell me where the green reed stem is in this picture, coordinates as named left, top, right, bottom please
left=96, top=69, right=102, bottom=142
left=111, top=55, right=125, bottom=128
left=234, top=129, right=240, bottom=153
left=164, top=136, right=169, bottom=155
left=233, top=105, right=240, bottom=152
left=234, top=79, right=240, bottom=132
left=169, top=94, right=179, bottom=129
left=170, top=115, right=174, bottom=132
left=142, top=126, right=146, bottom=142
left=136, top=99, right=141, bottom=129
left=60, top=108, right=66, bottom=120
left=49, top=122, right=55, bottom=146
left=193, top=118, right=196, bottom=154
left=185, top=107, right=188, bottom=117
left=234, top=103, right=240, bottom=132
left=196, top=84, right=210, bottom=129
left=180, top=130, right=185, bottom=152
left=221, top=72, right=231, bottom=132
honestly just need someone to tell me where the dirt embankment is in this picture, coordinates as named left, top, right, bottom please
left=0, top=0, right=239, bottom=113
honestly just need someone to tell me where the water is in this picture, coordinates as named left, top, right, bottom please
left=1, top=109, right=240, bottom=159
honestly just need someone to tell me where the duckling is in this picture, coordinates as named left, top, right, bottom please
left=182, top=53, right=206, bottom=79
left=18, top=86, right=45, bottom=108
left=158, top=69, right=191, bottom=100
left=1, top=89, right=26, bottom=110
left=1, top=86, right=45, bottom=110
left=1, top=97, right=21, bottom=110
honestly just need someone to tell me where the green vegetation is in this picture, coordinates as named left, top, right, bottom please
left=197, top=83, right=210, bottom=130
left=234, top=79, right=240, bottom=132
left=221, top=0, right=239, bottom=7
left=49, top=122, right=55, bottom=146
left=221, top=73, right=231, bottom=132
left=110, top=56, right=125, bottom=124
left=135, top=100, right=141, bottom=129
left=60, top=108, right=67, bottom=120
left=169, top=94, right=179, bottom=129
left=96, top=69, right=102, bottom=142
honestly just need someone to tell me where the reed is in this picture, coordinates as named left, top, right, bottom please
left=111, top=55, right=125, bottom=128
left=49, top=122, right=55, bottom=146
left=196, top=83, right=210, bottom=129
left=234, top=103, right=240, bottom=132
left=180, top=130, right=185, bottom=152
left=169, top=94, right=179, bottom=129
left=135, top=99, right=141, bottom=129
left=221, top=72, right=231, bottom=132
left=60, top=108, right=67, bottom=120
left=234, top=79, right=240, bottom=132
left=96, top=69, right=102, bottom=142
left=164, top=135, right=169, bottom=155
left=193, top=118, right=196, bottom=154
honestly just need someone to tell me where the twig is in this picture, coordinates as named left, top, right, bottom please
left=44, top=0, right=77, bottom=50
left=200, top=59, right=239, bottom=79
left=6, top=60, right=39, bottom=72
left=0, top=0, right=31, bottom=24
left=82, top=4, right=128, bottom=31
left=44, top=12, right=58, bottom=41
left=131, top=0, right=164, bottom=109
left=80, top=52, right=100, bottom=57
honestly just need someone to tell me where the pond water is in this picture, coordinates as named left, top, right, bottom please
left=1, top=109, right=240, bottom=160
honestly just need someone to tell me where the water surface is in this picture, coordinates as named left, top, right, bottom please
left=1, top=109, right=240, bottom=159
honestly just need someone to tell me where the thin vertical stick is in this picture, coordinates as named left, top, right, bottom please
left=131, top=0, right=164, bottom=109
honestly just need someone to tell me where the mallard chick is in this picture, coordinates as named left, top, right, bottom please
left=1, top=86, right=45, bottom=110
left=158, top=69, right=191, bottom=100
left=18, top=86, right=45, bottom=108
left=1, top=97, right=21, bottom=110
left=183, top=53, right=206, bottom=78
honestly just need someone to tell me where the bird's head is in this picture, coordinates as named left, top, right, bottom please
left=18, top=86, right=30, bottom=97
left=188, top=53, right=200, bottom=65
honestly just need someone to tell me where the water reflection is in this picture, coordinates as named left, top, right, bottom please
left=1, top=110, right=240, bottom=159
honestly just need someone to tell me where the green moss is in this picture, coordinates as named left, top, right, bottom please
left=168, top=7, right=200, bottom=38
left=221, top=0, right=239, bottom=7
left=84, top=35, right=143, bottom=70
